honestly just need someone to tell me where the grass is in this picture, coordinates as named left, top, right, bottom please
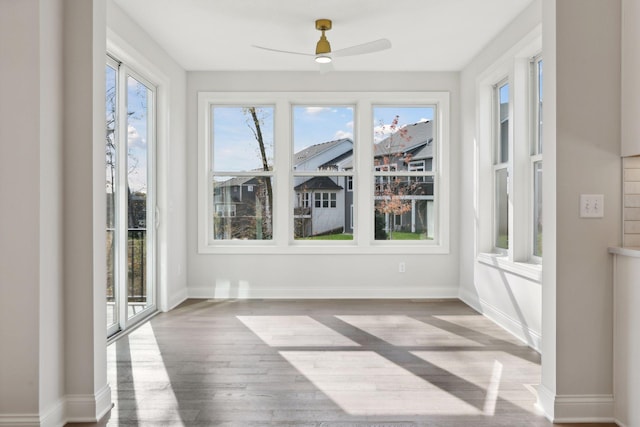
left=298, top=231, right=432, bottom=241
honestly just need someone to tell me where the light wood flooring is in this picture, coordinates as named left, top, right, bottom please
left=70, top=299, right=618, bottom=426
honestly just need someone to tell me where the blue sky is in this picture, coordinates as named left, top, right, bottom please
left=105, top=68, right=151, bottom=195
left=211, top=105, right=435, bottom=172
left=126, top=76, right=150, bottom=193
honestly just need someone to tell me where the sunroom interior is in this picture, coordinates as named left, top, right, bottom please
left=1, top=0, right=639, bottom=425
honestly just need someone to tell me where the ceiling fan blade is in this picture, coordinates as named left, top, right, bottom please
left=252, top=45, right=315, bottom=57
left=332, top=39, right=392, bottom=58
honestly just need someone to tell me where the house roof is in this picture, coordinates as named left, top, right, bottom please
left=216, top=176, right=261, bottom=187
left=374, top=120, right=433, bottom=158
left=293, top=138, right=353, bottom=166
left=294, top=176, right=343, bottom=191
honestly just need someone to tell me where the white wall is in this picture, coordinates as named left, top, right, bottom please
left=622, top=0, right=640, bottom=156
left=1, top=1, right=112, bottom=425
left=459, top=1, right=543, bottom=349
left=187, top=72, right=461, bottom=298
left=538, top=0, right=621, bottom=422
left=39, top=0, right=65, bottom=421
left=107, top=0, right=188, bottom=311
left=0, top=0, right=44, bottom=417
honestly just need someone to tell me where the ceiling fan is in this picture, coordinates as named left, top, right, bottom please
left=252, top=19, right=392, bottom=72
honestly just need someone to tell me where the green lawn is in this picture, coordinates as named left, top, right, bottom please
left=389, top=231, right=429, bottom=240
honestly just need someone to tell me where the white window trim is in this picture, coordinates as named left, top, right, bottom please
left=475, top=28, right=542, bottom=276
left=198, top=91, right=450, bottom=255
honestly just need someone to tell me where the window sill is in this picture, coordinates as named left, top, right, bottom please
left=477, top=252, right=542, bottom=282
left=198, top=242, right=450, bottom=255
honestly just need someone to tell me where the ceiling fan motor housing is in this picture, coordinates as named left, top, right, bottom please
left=315, top=19, right=332, bottom=55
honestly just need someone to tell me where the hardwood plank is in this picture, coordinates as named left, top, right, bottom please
left=68, top=299, right=618, bottom=427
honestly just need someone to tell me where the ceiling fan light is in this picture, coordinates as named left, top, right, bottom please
left=315, top=55, right=332, bottom=64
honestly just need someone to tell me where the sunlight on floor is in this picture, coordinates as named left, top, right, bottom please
left=411, top=350, right=540, bottom=414
left=280, top=350, right=482, bottom=416
left=237, top=315, right=361, bottom=347
left=108, top=323, right=187, bottom=426
left=335, top=315, right=483, bottom=347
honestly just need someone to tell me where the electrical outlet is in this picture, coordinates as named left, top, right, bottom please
left=399, top=262, right=406, bottom=273
left=580, top=194, right=604, bottom=218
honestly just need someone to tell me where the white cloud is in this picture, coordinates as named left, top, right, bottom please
left=128, top=124, right=146, bottom=148
left=334, top=130, right=353, bottom=140
left=346, top=121, right=354, bottom=129
left=304, top=107, right=331, bottom=115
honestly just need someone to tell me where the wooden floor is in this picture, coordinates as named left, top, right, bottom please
left=70, top=299, right=618, bottom=426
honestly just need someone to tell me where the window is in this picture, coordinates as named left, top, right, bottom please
left=293, top=106, right=353, bottom=240
left=210, top=106, right=274, bottom=241
left=198, top=92, right=450, bottom=254
left=216, top=204, right=237, bottom=217
left=373, top=107, right=436, bottom=240
left=105, top=55, right=157, bottom=337
left=531, top=56, right=543, bottom=259
left=494, top=80, right=510, bottom=251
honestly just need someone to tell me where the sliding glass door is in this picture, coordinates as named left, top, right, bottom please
left=106, top=56, right=156, bottom=338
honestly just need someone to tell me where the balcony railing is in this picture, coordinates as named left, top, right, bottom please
left=106, top=228, right=147, bottom=303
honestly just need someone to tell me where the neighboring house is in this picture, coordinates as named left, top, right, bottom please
left=292, top=138, right=353, bottom=237
left=216, top=121, right=435, bottom=238
left=213, top=176, right=271, bottom=239
left=373, top=120, right=435, bottom=237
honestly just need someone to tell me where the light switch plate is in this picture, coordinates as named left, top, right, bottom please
left=580, top=194, right=604, bottom=218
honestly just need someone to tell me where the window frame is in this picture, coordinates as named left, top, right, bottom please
left=493, top=78, right=510, bottom=254
left=475, top=30, right=542, bottom=280
left=197, top=91, right=450, bottom=254
left=530, top=54, right=543, bottom=262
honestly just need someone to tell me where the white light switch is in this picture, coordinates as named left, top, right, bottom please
left=580, top=194, right=604, bottom=218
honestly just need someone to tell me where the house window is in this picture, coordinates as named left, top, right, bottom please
left=373, top=107, right=436, bottom=240
left=292, top=105, right=353, bottom=240
left=198, top=92, right=450, bottom=253
left=494, top=80, right=510, bottom=251
left=314, top=192, right=336, bottom=208
left=210, top=106, right=274, bottom=241
left=216, top=204, right=237, bottom=217
left=531, top=56, right=543, bottom=259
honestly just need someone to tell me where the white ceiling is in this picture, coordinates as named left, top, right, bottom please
left=112, top=0, right=535, bottom=72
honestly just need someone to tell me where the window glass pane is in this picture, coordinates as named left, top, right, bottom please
left=537, top=60, right=543, bottom=155
left=292, top=106, right=354, bottom=241
left=373, top=107, right=435, bottom=242
left=212, top=106, right=274, bottom=172
left=293, top=176, right=353, bottom=240
left=293, top=106, right=354, bottom=172
left=495, top=168, right=509, bottom=250
left=373, top=175, right=434, bottom=240
left=497, top=83, right=509, bottom=163
left=213, top=176, right=273, bottom=240
left=106, top=64, right=117, bottom=329
left=126, top=75, right=152, bottom=317
left=533, top=161, right=543, bottom=257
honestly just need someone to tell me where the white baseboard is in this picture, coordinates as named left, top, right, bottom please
left=459, top=287, right=542, bottom=352
left=40, top=399, right=66, bottom=427
left=535, top=385, right=615, bottom=423
left=0, top=414, right=40, bottom=427
left=66, top=384, right=112, bottom=423
left=187, top=286, right=459, bottom=300
left=166, top=287, right=189, bottom=311
left=0, top=385, right=111, bottom=427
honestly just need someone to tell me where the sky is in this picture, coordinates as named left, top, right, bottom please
left=211, top=105, right=435, bottom=172
left=105, top=66, right=151, bottom=195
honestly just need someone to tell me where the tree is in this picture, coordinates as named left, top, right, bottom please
left=243, top=107, right=273, bottom=237
left=373, top=115, right=420, bottom=239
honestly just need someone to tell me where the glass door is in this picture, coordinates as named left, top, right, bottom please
left=106, top=56, right=157, bottom=338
